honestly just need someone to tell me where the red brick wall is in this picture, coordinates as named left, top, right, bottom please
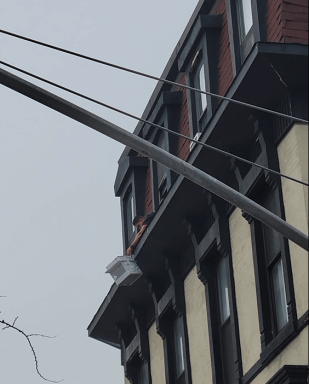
left=214, top=0, right=234, bottom=97
left=267, top=0, right=308, bottom=44
left=173, top=73, right=191, bottom=161
left=144, top=158, right=153, bottom=215
left=143, top=74, right=190, bottom=215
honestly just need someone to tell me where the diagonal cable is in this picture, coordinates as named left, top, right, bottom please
left=0, top=60, right=307, bottom=187
left=0, top=28, right=308, bottom=124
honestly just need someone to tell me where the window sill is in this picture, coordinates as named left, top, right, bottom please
left=260, top=320, right=297, bottom=365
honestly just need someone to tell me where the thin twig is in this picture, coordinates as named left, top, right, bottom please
left=0, top=318, right=63, bottom=383
left=28, top=333, right=57, bottom=339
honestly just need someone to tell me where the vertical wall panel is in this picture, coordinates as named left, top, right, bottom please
left=184, top=267, right=213, bottom=384
left=229, top=208, right=261, bottom=374
left=148, top=322, right=166, bottom=384
left=277, top=123, right=309, bottom=319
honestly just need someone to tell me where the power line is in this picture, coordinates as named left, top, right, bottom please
left=0, top=28, right=308, bottom=124
left=1, top=66, right=308, bottom=251
left=1, top=60, right=307, bottom=188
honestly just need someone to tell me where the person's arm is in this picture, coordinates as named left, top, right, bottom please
left=126, top=224, right=148, bottom=256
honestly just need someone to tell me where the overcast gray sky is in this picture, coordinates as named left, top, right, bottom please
left=0, top=1, right=199, bottom=383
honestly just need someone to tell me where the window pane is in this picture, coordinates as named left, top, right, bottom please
left=126, top=193, right=134, bottom=239
left=173, top=316, right=185, bottom=377
left=238, top=0, right=253, bottom=39
left=156, top=131, right=167, bottom=185
left=217, top=258, right=230, bottom=324
left=260, top=191, right=281, bottom=264
left=195, top=63, right=207, bottom=115
left=271, top=259, right=288, bottom=331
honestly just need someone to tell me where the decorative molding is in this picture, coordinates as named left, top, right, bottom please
left=265, top=365, right=309, bottom=384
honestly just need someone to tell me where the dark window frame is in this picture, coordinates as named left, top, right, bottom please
left=188, top=48, right=210, bottom=138
left=142, top=91, right=182, bottom=211
left=116, top=156, right=148, bottom=253
left=191, top=52, right=208, bottom=123
left=147, top=254, right=192, bottom=384
left=154, top=126, right=170, bottom=204
left=265, top=365, right=309, bottom=384
left=124, top=350, right=151, bottom=384
left=177, top=15, right=222, bottom=139
left=235, top=0, right=254, bottom=42
left=149, top=112, right=173, bottom=210
left=246, top=178, right=298, bottom=363
left=225, top=0, right=267, bottom=72
left=120, top=306, right=152, bottom=384
left=189, top=194, right=242, bottom=384
left=124, top=186, right=135, bottom=243
left=199, top=244, right=242, bottom=384
left=158, top=306, right=191, bottom=384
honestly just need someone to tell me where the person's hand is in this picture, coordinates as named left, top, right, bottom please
left=127, top=246, right=133, bottom=256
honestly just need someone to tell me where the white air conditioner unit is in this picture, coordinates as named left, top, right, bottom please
left=105, top=256, right=143, bottom=286
left=190, top=132, right=202, bottom=152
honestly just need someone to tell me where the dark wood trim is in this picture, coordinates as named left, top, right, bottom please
left=178, top=15, right=223, bottom=71
left=265, top=365, right=309, bottom=384
left=225, top=0, right=242, bottom=74
left=114, top=156, right=149, bottom=196
left=118, top=306, right=153, bottom=384
left=142, top=91, right=182, bottom=140
left=147, top=254, right=193, bottom=384
left=177, top=14, right=222, bottom=138
left=239, top=317, right=308, bottom=384
left=225, top=0, right=267, bottom=69
left=240, top=318, right=309, bottom=384
left=191, top=195, right=243, bottom=384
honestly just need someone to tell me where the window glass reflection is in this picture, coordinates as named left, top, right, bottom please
left=238, top=0, right=253, bottom=40
left=195, top=63, right=207, bottom=116
left=271, top=258, right=288, bottom=331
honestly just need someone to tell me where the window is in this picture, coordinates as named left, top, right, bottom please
left=156, top=130, right=168, bottom=202
left=254, top=189, right=289, bottom=337
left=173, top=316, right=185, bottom=381
left=124, top=187, right=135, bottom=243
left=199, top=246, right=241, bottom=384
left=216, top=257, right=237, bottom=384
left=200, top=248, right=241, bottom=384
left=271, top=258, right=288, bottom=332
left=194, top=61, right=207, bottom=117
left=152, top=128, right=171, bottom=206
left=236, top=0, right=253, bottom=41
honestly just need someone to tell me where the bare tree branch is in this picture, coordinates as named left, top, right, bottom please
left=28, top=333, right=57, bottom=339
left=0, top=318, right=63, bottom=383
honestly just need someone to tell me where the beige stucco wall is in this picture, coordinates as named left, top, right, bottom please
left=124, top=377, right=130, bottom=384
left=148, top=321, right=166, bottom=384
left=251, top=327, right=308, bottom=384
left=184, top=267, right=213, bottom=384
left=277, top=123, right=309, bottom=318
left=229, top=208, right=261, bottom=374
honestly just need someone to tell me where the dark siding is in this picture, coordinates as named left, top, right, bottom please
left=214, top=0, right=234, bottom=97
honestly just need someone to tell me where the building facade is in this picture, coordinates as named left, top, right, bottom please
left=88, top=0, right=308, bottom=383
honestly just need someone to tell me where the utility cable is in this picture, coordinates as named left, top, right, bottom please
left=0, top=28, right=308, bottom=124
left=1, top=60, right=307, bottom=188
